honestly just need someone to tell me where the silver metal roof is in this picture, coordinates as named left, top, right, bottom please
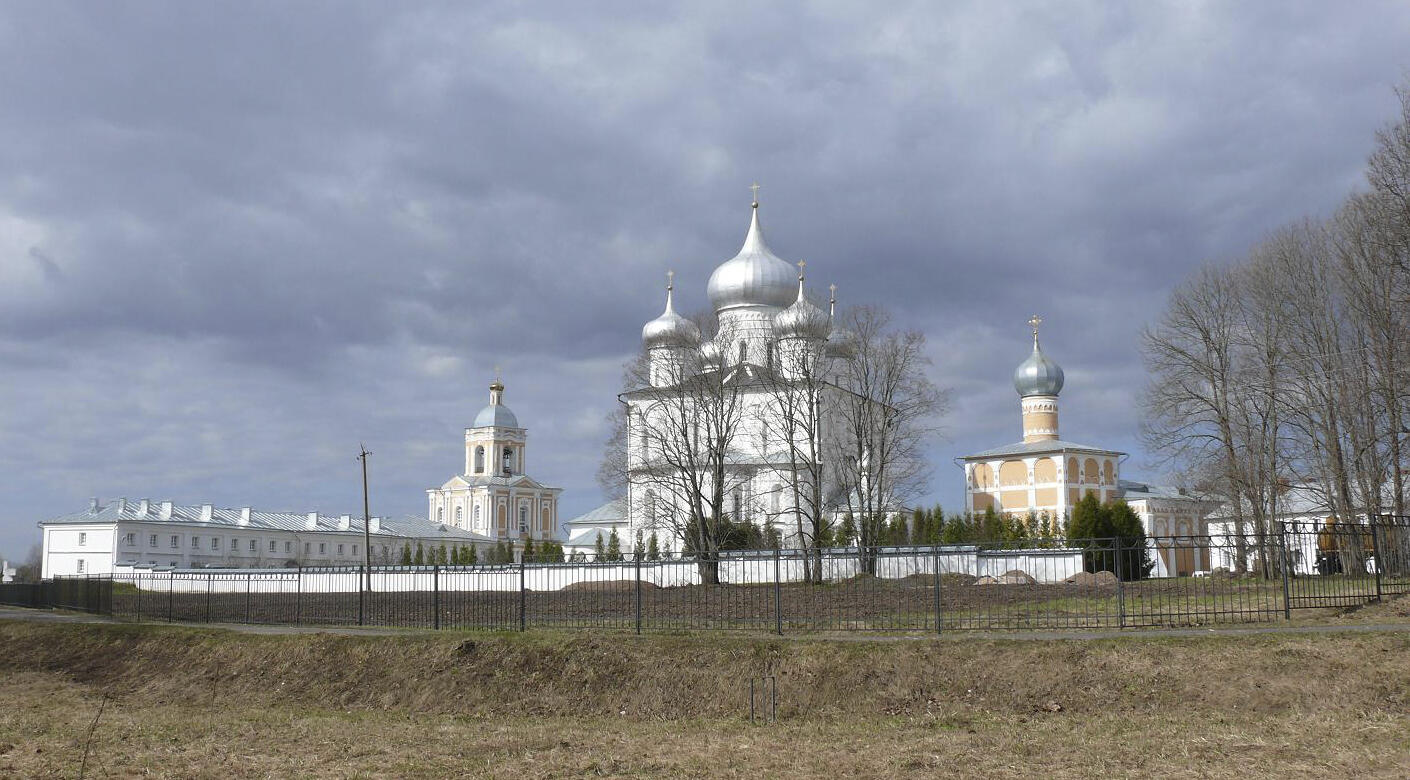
left=706, top=204, right=797, bottom=313
left=773, top=277, right=831, bottom=342
left=1013, top=336, right=1065, bottom=398
left=963, top=439, right=1124, bottom=460
left=642, top=284, right=701, bottom=349
left=40, top=499, right=493, bottom=542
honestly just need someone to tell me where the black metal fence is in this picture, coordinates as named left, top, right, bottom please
left=4, top=518, right=1408, bottom=634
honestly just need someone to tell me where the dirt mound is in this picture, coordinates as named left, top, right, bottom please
left=997, top=569, right=1036, bottom=585
left=560, top=580, right=659, bottom=593
left=1064, top=571, right=1119, bottom=587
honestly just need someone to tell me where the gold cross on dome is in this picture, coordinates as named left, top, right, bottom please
left=797, top=260, right=806, bottom=280
left=493, top=365, right=501, bottom=383
left=750, top=182, right=761, bottom=204
left=1028, top=315, right=1042, bottom=339
left=666, top=269, right=674, bottom=291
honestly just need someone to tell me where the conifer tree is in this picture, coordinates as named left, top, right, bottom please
left=606, top=529, right=623, bottom=562
left=467, top=545, right=478, bottom=565
left=633, top=529, right=644, bottom=560
left=523, top=537, right=537, bottom=562
left=647, top=532, right=660, bottom=560
left=837, top=513, right=856, bottom=546
left=438, top=544, right=448, bottom=564
left=414, top=542, right=425, bottom=565
left=594, top=532, right=605, bottom=561
left=400, top=542, right=412, bottom=566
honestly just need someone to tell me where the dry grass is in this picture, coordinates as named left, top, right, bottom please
left=2, top=619, right=1409, bottom=777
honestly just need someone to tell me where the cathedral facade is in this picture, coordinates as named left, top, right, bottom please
left=961, top=321, right=1213, bottom=575
left=426, top=379, right=562, bottom=542
left=566, top=197, right=860, bottom=554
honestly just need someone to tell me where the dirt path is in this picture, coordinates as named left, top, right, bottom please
left=5, top=604, right=1410, bottom=641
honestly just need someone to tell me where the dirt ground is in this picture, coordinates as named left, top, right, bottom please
left=2, top=615, right=1410, bottom=777
left=108, top=570, right=1398, bottom=632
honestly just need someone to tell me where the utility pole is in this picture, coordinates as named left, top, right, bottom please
left=358, top=444, right=373, bottom=594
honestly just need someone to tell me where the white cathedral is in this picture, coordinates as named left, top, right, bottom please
left=564, top=196, right=865, bottom=554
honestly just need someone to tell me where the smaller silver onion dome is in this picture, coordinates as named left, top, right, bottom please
left=641, top=279, right=700, bottom=350
left=773, top=269, right=830, bottom=342
left=700, top=339, right=723, bottom=368
left=1013, top=317, right=1064, bottom=397
left=826, top=327, right=858, bottom=358
left=473, top=380, right=520, bottom=428
left=706, top=202, right=798, bottom=313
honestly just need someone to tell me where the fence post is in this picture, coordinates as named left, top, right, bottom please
left=933, top=545, right=942, bottom=635
left=167, top=573, right=174, bottom=623
left=206, top=572, right=213, bottom=623
left=245, top=572, right=252, bottom=624
left=1279, top=522, right=1292, bottom=620
left=773, top=547, right=782, bottom=636
left=1370, top=521, right=1384, bottom=603
left=135, top=576, right=143, bottom=622
left=295, top=566, right=302, bottom=627
left=1114, top=537, right=1125, bottom=629
left=358, top=565, right=365, bottom=627
left=433, top=564, right=440, bottom=631
left=518, top=554, right=526, bottom=632
left=634, top=552, right=642, bottom=635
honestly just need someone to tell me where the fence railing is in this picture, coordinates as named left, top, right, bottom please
left=4, top=518, right=1408, bottom=633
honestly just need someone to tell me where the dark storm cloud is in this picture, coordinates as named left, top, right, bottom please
left=2, top=1, right=1410, bottom=555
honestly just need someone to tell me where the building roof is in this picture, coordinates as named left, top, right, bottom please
left=563, top=498, right=628, bottom=529
left=707, top=202, right=797, bottom=313
left=40, top=499, right=494, bottom=543
left=963, top=439, right=1124, bottom=460
left=436, top=473, right=560, bottom=491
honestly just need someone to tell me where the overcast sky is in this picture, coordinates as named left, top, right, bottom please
left=2, top=2, right=1409, bottom=559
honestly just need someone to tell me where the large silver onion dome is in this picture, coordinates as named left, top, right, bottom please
left=707, top=204, right=797, bottom=313
left=773, top=276, right=831, bottom=341
left=1013, top=336, right=1064, bottom=397
left=642, top=284, right=700, bottom=349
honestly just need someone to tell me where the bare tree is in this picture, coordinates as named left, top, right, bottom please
left=831, top=305, right=947, bottom=572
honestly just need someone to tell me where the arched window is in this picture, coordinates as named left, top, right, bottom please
left=732, top=488, right=743, bottom=522
left=503, top=446, right=514, bottom=475
left=473, top=505, right=481, bottom=528
left=474, top=446, right=485, bottom=474
left=738, top=340, right=747, bottom=364
left=645, top=489, right=658, bottom=525
left=437, top=506, right=444, bottom=522
left=518, top=505, right=529, bottom=534
left=455, top=506, right=462, bottom=523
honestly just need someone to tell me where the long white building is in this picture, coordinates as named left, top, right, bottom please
left=40, top=498, right=493, bottom=578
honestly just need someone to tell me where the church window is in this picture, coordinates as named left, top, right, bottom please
left=79, top=532, right=87, bottom=546
left=474, top=446, right=485, bottom=474
left=645, top=490, right=658, bottom=525
left=503, top=447, right=514, bottom=475
left=738, top=340, right=747, bottom=364
left=352, top=545, right=358, bottom=557
left=149, top=534, right=157, bottom=547
left=437, top=507, right=444, bottom=522
left=455, top=506, right=463, bottom=523
left=519, top=506, right=528, bottom=534
left=230, top=537, right=238, bottom=551
left=474, top=505, right=481, bottom=528
left=732, top=488, right=743, bottom=523
left=76, top=559, right=84, bottom=574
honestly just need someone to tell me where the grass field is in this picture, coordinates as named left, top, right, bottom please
left=2, top=605, right=1410, bottom=778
